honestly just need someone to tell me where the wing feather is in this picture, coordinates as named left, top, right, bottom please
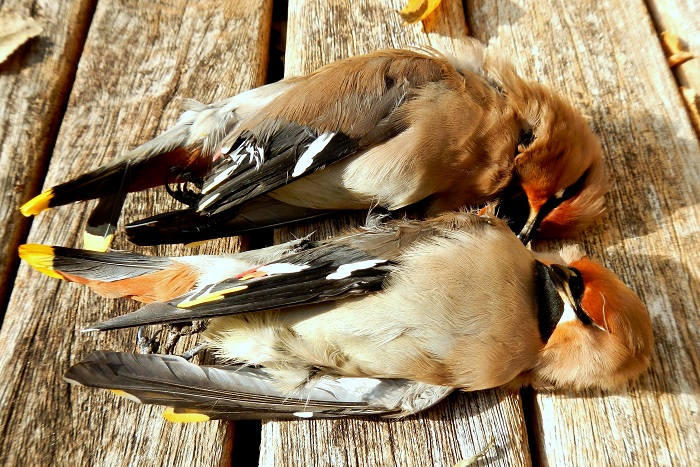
left=65, top=351, right=453, bottom=419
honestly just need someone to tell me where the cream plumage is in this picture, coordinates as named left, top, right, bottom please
left=20, top=39, right=607, bottom=250
left=22, top=211, right=652, bottom=420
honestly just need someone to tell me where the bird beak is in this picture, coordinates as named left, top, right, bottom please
left=548, top=264, right=577, bottom=305
left=493, top=186, right=561, bottom=245
left=516, top=209, right=539, bottom=245
left=518, top=168, right=593, bottom=243
left=548, top=264, right=599, bottom=328
left=516, top=194, right=566, bottom=245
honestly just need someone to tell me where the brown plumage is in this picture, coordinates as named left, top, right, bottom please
left=21, top=40, right=607, bottom=249
left=32, top=211, right=652, bottom=420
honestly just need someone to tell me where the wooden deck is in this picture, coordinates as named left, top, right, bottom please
left=0, top=0, right=698, bottom=465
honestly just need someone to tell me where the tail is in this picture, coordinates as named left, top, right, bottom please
left=18, top=237, right=314, bottom=302
left=64, top=351, right=452, bottom=420
left=20, top=117, right=211, bottom=251
left=125, top=195, right=331, bottom=246
left=21, top=83, right=296, bottom=251
left=20, top=122, right=209, bottom=215
left=18, top=244, right=196, bottom=302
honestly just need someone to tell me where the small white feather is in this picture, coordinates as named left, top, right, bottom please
left=198, top=192, right=220, bottom=211
left=291, top=132, right=335, bottom=177
left=326, top=260, right=386, bottom=280
left=258, top=263, right=310, bottom=275
left=202, top=165, right=237, bottom=194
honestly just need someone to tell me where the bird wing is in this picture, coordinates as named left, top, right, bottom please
left=64, top=351, right=453, bottom=420
left=86, top=213, right=467, bottom=331
left=121, top=50, right=463, bottom=245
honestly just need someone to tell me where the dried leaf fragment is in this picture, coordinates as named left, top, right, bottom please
left=660, top=31, right=695, bottom=68
left=0, top=12, right=43, bottom=64
left=398, top=0, right=443, bottom=24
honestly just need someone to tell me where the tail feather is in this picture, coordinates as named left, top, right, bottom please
left=64, top=351, right=452, bottom=420
left=19, top=244, right=196, bottom=302
left=84, top=188, right=130, bottom=251
left=19, top=237, right=315, bottom=303
left=20, top=126, right=210, bottom=251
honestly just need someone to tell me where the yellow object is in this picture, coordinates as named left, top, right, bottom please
left=239, top=270, right=268, bottom=281
left=177, top=286, right=248, bottom=308
left=18, top=244, right=63, bottom=279
left=110, top=390, right=130, bottom=398
left=83, top=232, right=114, bottom=252
left=184, top=239, right=215, bottom=248
left=20, top=189, right=53, bottom=216
left=398, top=0, right=442, bottom=23
left=163, top=407, right=210, bottom=423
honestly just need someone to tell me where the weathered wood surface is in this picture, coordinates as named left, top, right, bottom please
left=0, top=0, right=272, bottom=465
left=1, top=0, right=699, bottom=466
left=0, top=0, right=95, bottom=317
left=468, top=0, right=700, bottom=464
left=258, top=1, right=531, bottom=466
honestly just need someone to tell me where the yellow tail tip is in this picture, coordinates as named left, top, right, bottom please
left=20, top=189, right=54, bottom=216
left=18, top=244, right=63, bottom=279
left=83, top=232, right=114, bottom=252
left=163, top=407, right=210, bottom=423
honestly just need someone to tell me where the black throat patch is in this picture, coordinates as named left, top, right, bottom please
left=533, top=261, right=565, bottom=342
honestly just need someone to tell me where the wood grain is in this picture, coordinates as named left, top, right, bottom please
left=259, top=1, right=531, bottom=466
left=0, top=0, right=272, bottom=465
left=0, top=0, right=95, bottom=319
left=468, top=0, right=700, bottom=464
left=645, top=0, right=700, bottom=135
left=2, top=0, right=697, bottom=465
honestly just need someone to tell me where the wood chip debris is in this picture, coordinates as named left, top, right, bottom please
left=660, top=31, right=695, bottom=68
left=0, top=12, right=43, bottom=64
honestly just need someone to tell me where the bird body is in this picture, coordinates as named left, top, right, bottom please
left=23, top=211, right=652, bottom=420
left=20, top=41, right=607, bottom=249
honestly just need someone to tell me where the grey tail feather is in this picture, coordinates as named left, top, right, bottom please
left=64, top=351, right=451, bottom=420
left=50, top=246, right=173, bottom=282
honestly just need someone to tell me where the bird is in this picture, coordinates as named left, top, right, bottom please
left=19, top=39, right=608, bottom=251
left=22, top=210, right=653, bottom=421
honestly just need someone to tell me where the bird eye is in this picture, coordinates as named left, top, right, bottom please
left=517, top=128, right=535, bottom=153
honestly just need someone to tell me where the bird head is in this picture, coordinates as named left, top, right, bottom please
left=532, top=252, right=653, bottom=390
left=495, top=81, right=609, bottom=243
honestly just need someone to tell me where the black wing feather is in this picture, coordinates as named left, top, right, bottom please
left=200, top=128, right=359, bottom=214
left=124, top=196, right=331, bottom=246
left=86, top=243, right=394, bottom=331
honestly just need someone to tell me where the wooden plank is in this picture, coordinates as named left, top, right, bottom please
left=0, top=0, right=272, bottom=465
left=259, top=1, right=531, bottom=466
left=645, top=0, right=700, bottom=134
left=468, top=0, right=700, bottom=465
left=0, top=0, right=95, bottom=318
